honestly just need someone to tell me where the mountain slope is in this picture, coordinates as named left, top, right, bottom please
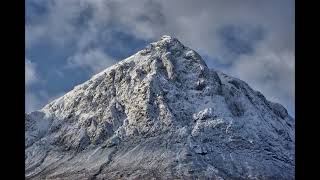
left=25, top=35, right=294, bottom=179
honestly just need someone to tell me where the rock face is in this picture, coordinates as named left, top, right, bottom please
left=25, top=35, right=295, bottom=179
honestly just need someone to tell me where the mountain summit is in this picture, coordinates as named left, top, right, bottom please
left=26, top=35, right=294, bottom=179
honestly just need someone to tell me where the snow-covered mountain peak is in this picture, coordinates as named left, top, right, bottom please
left=26, top=36, right=294, bottom=179
left=153, top=35, right=181, bottom=47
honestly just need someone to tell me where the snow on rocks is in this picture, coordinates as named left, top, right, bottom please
left=25, top=35, right=294, bottom=179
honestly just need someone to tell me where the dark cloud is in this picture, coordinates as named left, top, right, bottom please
left=217, top=24, right=265, bottom=63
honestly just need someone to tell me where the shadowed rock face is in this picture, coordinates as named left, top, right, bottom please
left=25, top=35, right=294, bottom=180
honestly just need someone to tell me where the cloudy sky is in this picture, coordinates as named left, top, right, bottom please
left=25, top=0, right=295, bottom=116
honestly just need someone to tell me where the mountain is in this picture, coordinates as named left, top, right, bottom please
left=25, top=35, right=295, bottom=179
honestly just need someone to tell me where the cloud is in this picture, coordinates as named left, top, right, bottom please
left=26, top=0, right=294, bottom=48
left=25, top=0, right=294, bottom=62
left=25, top=91, right=42, bottom=113
left=67, top=48, right=117, bottom=73
left=25, top=58, right=38, bottom=86
left=25, top=89, right=65, bottom=113
left=25, top=58, right=41, bottom=112
left=215, top=24, right=265, bottom=64
left=228, top=45, right=295, bottom=115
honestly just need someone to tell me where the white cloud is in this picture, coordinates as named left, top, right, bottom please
left=228, top=45, right=295, bottom=115
left=25, top=58, right=38, bottom=86
left=67, top=48, right=116, bottom=73
left=25, top=89, right=65, bottom=113
left=25, top=58, right=49, bottom=113
left=25, top=91, right=41, bottom=113
left=25, top=58, right=40, bottom=112
left=26, top=0, right=294, bottom=53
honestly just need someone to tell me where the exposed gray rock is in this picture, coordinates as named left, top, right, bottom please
left=25, top=35, right=294, bottom=180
